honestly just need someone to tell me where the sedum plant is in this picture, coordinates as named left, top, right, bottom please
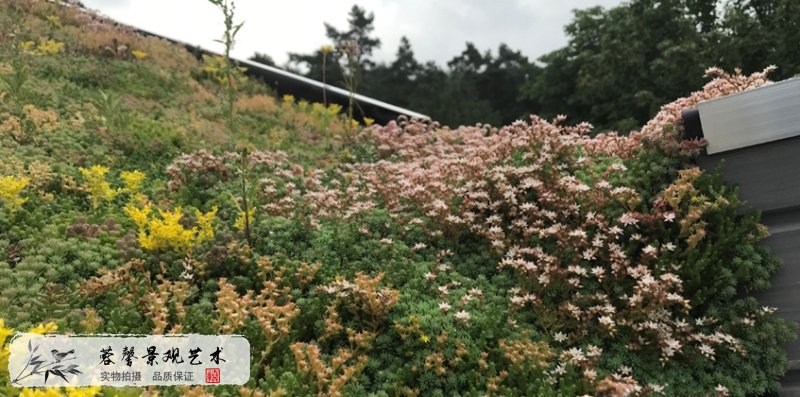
left=124, top=204, right=217, bottom=252
left=78, top=165, right=117, bottom=210
left=0, top=175, right=29, bottom=212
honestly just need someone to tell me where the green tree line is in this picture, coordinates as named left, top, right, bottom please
left=255, top=0, right=800, bottom=131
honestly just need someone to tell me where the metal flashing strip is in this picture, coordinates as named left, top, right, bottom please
left=698, top=78, right=800, bottom=154
left=53, top=0, right=431, bottom=123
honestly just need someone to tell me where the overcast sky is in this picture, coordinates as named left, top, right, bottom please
left=80, top=0, right=624, bottom=67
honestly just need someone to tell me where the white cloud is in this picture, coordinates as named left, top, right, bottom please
left=79, top=0, right=624, bottom=67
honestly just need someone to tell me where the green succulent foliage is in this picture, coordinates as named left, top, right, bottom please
left=0, top=2, right=796, bottom=397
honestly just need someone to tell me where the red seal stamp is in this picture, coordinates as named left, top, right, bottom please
left=205, top=368, right=220, bottom=384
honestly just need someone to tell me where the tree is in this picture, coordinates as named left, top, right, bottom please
left=718, top=0, right=800, bottom=80
left=261, top=0, right=799, bottom=131
left=324, top=5, right=381, bottom=70
left=249, top=52, right=275, bottom=67
left=362, top=36, right=421, bottom=108
left=524, top=0, right=712, bottom=132
left=287, top=4, right=381, bottom=88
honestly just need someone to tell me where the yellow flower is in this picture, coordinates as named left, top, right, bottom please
left=350, top=119, right=360, bottom=128
left=0, top=318, right=12, bottom=377
left=363, top=117, right=375, bottom=126
left=46, top=15, right=62, bottom=27
left=120, top=170, right=146, bottom=193
left=298, top=99, right=309, bottom=112
left=327, top=103, right=342, bottom=116
left=0, top=175, right=29, bottom=212
left=29, top=322, right=58, bottom=335
left=195, top=206, right=218, bottom=242
left=234, top=207, right=256, bottom=231
left=149, top=207, right=195, bottom=252
left=419, top=334, right=430, bottom=344
left=124, top=203, right=152, bottom=229
left=137, top=230, right=157, bottom=251
left=128, top=205, right=213, bottom=253
left=311, top=102, right=326, bottom=115
left=282, top=95, right=295, bottom=105
left=36, top=39, right=64, bottom=56
left=66, top=386, right=102, bottom=397
left=131, top=50, right=148, bottom=60
left=79, top=165, right=118, bottom=209
left=0, top=319, right=13, bottom=346
left=320, top=45, right=334, bottom=54
left=19, top=41, right=36, bottom=53
left=20, top=388, right=64, bottom=397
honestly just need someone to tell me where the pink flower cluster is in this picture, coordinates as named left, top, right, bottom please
left=167, top=68, right=776, bottom=394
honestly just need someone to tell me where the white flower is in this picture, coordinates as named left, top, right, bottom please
left=585, top=344, right=602, bottom=357
left=538, top=274, right=550, bottom=286
left=412, top=242, right=427, bottom=251
left=563, top=347, right=586, bottom=364
left=642, top=245, right=657, bottom=255
left=619, top=212, right=639, bottom=226
left=664, top=242, right=676, bottom=251
left=599, top=315, right=615, bottom=328
left=424, top=272, right=436, bottom=281
left=454, top=310, right=471, bottom=323
left=610, top=163, right=628, bottom=172
left=439, top=302, right=451, bottom=312
left=321, top=285, right=338, bottom=294
left=699, top=343, right=715, bottom=359
left=568, top=265, right=588, bottom=277
left=663, top=212, right=676, bottom=222
left=715, top=384, right=729, bottom=396
left=569, top=229, right=588, bottom=239
left=554, top=332, right=568, bottom=343
left=431, top=199, right=447, bottom=209
left=662, top=338, right=681, bottom=358
left=568, top=277, right=581, bottom=287
left=438, top=285, right=449, bottom=295
left=523, top=293, right=536, bottom=302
